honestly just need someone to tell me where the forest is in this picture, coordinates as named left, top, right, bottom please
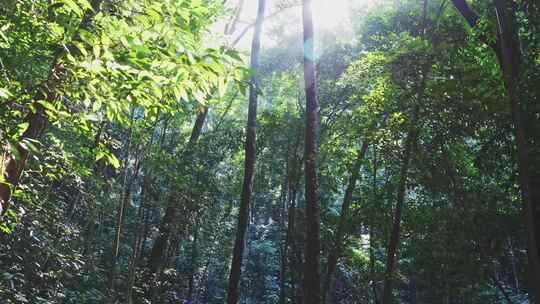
left=1, top=0, right=540, bottom=303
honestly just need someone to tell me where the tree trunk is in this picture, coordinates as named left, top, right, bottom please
left=382, top=3, right=428, bottom=302
left=371, top=145, right=380, bottom=304
left=225, top=1, right=265, bottom=303
left=322, top=141, right=369, bottom=303
left=126, top=118, right=160, bottom=303
left=108, top=109, right=138, bottom=301
left=302, top=0, right=321, bottom=303
left=370, top=226, right=380, bottom=304
left=147, top=106, right=208, bottom=274
left=451, top=0, right=540, bottom=298
left=493, top=1, right=540, bottom=299
left=279, top=164, right=301, bottom=304
left=0, top=64, right=64, bottom=216
left=0, top=0, right=102, bottom=218
left=381, top=127, right=418, bottom=304
left=187, top=217, right=200, bottom=301
left=279, top=176, right=290, bottom=304
left=126, top=170, right=151, bottom=304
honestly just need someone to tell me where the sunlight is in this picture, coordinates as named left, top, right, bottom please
left=312, top=0, right=353, bottom=30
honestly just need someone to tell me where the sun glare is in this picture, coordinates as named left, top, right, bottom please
left=312, top=0, right=353, bottom=30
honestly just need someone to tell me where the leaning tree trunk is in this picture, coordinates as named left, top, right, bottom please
left=0, top=0, right=102, bottom=218
left=301, top=0, right=321, bottom=303
left=225, top=1, right=266, bottom=303
left=147, top=106, right=208, bottom=275
left=0, top=64, right=64, bottom=216
left=381, top=127, right=418, bottom=304
left=382, top=2, right=428, bottom=302
left=322, top=141, right=369, bottom=303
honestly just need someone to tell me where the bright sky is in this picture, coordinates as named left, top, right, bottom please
left=312, top=0, right=355, bottom=30
left=225, top=0, right=379, bottom=50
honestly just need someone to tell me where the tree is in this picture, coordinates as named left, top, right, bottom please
left=322, top=140, right=368, bottom=303
left=450, top=0, right=540, bottom=298
left=226, top=0, right=266, bottom=303
left=302, top=0, right=321, bottom=303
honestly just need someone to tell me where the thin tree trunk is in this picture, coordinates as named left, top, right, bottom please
left=126, top=170, right=150, bottom=304
left=126, top=117, right=161, bottom=303
left=188, top=217, right=200, bottom=301
left=108, top=109, right=137, bottom=301
left=322, top=141, right=369, bottom=303
left=147, top=106, right=208, bottom=274
left=279, top=169, right=290, bottom=304
left=371, top=145, right=380, bottom=304
left=225, top=1, right=265, bottom=303
left=370, top=226, right=380, bottom=304
left=382, top=2, right=428, bottom=301
left=279, top=165, right=301, bottom=304
left=225, top=0, right=245, bottom=35
left=381, top=127, right=418, bottom=304
left=508, top=237, right=520, bottom=293
left=302, top=0, right=321, bottom=302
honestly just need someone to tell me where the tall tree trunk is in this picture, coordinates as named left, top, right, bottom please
left=126, top=170, right=151, bottom=304
left=381, top=127, right=418, bottom=304
left=187, top=217, right=200, bottom=301
left=451, top=0, right=540, bottom=298
left=279, top=162, right=301, bottom=304
left=322, top=141, right=369, bottom=303
left=302, top=0, right=321, bottom=303
left=370, top=226, right=380, bottom=304
left=371, top=145, right=380, bottom=304
left=293, top=227, right=304, bottom=304
left=108, top=109, right=138, bottom=301
left=126, top=118, right=161, bottom=304
left=493, top=1, right=540, bottom=299
left=382, top=3, right=428, bottom=302
left=147, top=107, right=208, bottom=274
left=225, top=1, right=265, bottom=303
left=279, top=174, right=290, bottom=304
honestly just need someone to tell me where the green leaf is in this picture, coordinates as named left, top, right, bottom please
left=0, top=88, right=11, bottom=100
left=106, top=154, right=120, bottom=169
left=78, top=0, right=94, bottom=11
left=59, top=0, right=83, bottom=16
left=95, top=150, right=105, bottom=161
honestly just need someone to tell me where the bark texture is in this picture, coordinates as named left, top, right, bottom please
left=0, top=64, right=65, bottom=216
left=322, top=141, right=369, bottom=303
left=148, top=106, right=209, bottom=274
left=302, top=0, right=321, bottom=303
left=452, top=0, right=540, bottom=298
left=226, top=1, right=266, bottom=303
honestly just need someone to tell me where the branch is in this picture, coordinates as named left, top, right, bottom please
left=451, top=0, right=480, bottom=28
left=231, top=3, right=301, bottom=47
left=451, top=0, right=502, bottom=61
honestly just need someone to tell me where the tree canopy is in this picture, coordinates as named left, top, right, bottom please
left=1, top=0, right=539, bottom=303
